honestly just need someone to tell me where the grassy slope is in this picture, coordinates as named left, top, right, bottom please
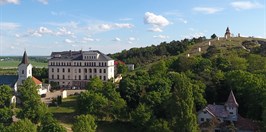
left=48, top=96, right=77, bottom=132
left=184, top=37, right=266, bottom=57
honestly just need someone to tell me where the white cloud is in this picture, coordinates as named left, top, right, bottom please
left=144, top=12, right=170, bottom=27
left=148, top=27, right=163, bottom=32
left=84, top=37, right=94, bottom=42
left=56, top=27, right=74, bottom=36
left=15, top=34, right=20, bottom=38
left=98, top=23, right=134, bottom=31
left=114, top=23, right=134, bottom=28
left=65, top=39, right=74, bottom=43
left=99, top=24, right=112, bottom=31
left=0, top=22, right=20, bottom=30
left=28, top=26, right=75, bottom=38
left=32, top=31, right=42, bottom=37
left=178, top=18, right=188, bottom=24
left=29, top=26, right=53, bottom=37
left=0, top=0, right=19, bottom=5
left=112, top=37, right=121, bottom=41
left=39, top=26, right=53, bottom=34
left=230, top=1, right=263, bottom=10
left=37, top=0, right=48, bottom=5
left=128, top=37, right=136, bottom=41
left=153, top=35, right=169, bottom=39
left=193, top=7, right=223, bottom=14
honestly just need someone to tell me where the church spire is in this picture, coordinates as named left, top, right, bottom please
left=20, top=51, right=29, bottom=65
left=225, top=90, right=239, bottom=107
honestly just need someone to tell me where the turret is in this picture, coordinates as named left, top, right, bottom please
left=225, top=90, right=238, bottom=121
left=224, top=27, right=231, bottom=39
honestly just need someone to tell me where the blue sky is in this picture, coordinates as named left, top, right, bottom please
left=0, top=0, right=265, bottom=56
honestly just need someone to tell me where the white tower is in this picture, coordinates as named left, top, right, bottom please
left=17, top=51, right=32, bottom=86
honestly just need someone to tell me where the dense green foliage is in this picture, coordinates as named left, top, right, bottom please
left=0, top=85, right=13, bottom=107
left=0, top=77, right=67, bottom=132
left=167, top=73, right=198, bottom=131
left=110, top=37, right=206, bottom=67
left=2, top=37, right=265, bottom=131
left=77, top=79, right=126, bottom=120
left=17, top=77, right=49, bottom=123
left=32, top=67, right=48, bottom=83
left=38, top=115, right=67, bottom=132
left=8, top=118, right=37, bottom=132
left=72, top=114, right=97, bottom=132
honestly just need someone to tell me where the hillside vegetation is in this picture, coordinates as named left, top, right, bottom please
left=110, top=36, right=266, bottom=131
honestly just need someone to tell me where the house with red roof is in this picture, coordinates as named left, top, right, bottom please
left=198, top=90, right=260, bottom=131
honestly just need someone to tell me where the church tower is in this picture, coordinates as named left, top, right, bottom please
left=17, top=51, right=32, bottom=86
left=224, top=27, right=231, bottom=39
left=225, top=90, right=239, bottom=121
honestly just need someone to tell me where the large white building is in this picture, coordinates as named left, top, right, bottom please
left=48, top=50, right=115, bottom=88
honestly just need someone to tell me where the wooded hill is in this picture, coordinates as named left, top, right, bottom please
left=111, top=36, right=266, bottom=131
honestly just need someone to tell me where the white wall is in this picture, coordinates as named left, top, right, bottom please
left=198, top=110, right=214, bottom=124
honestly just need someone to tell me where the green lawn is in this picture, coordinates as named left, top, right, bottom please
left=49, top=95, right=78, bottom=131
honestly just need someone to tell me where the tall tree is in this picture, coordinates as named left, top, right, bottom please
left=87, top=77, right=103, bottom=90
left=72, top=114, right=97, bottom=132
left=0, top=107, right=13, bottom=125
left=17, top=77, right=48, bottom=123
left=77, top=91, right=108, bottom=119
left=167, top=72, right=198, bottom=131
left=0, top=85, right=13, bottom=107
left=38, top=114, right=66, bottom=132
left=131, top=103, right=152, bottom=128
left=117, top=62, right=128, bottom=74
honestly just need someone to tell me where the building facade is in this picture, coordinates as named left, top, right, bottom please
left=48, top=50, right=115, bottom=88
left=198, top=90, right=259, bottom=131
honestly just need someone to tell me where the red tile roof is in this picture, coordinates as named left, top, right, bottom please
left=235, top=115, right=260, bottom=131
left=32, top=76, right=42, bottom=85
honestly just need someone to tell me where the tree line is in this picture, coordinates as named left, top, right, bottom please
left=109, top=37, right=206, bottom=67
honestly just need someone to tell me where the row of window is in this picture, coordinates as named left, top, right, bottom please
left=49, top=61, right=109, bottom=66
left=84, top=55, right=97, bottom=59
left=51, top=68, right=107, bottom=73
left=51, top=74, right=107, bottom=81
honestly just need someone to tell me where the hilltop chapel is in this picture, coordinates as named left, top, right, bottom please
left=224, top=27, right=231, bottom=39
